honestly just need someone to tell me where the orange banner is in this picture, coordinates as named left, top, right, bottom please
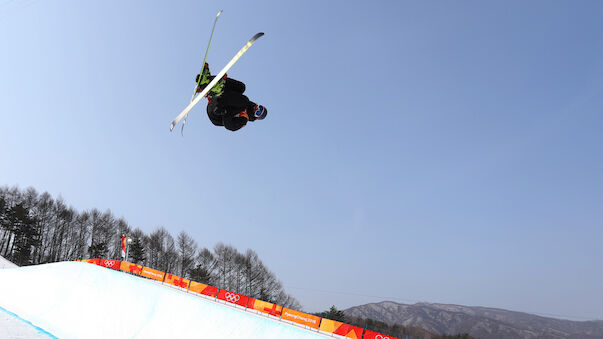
left=320, top=318, right=363, bottom=338
left=140, top=266, right=165, bottom=282
left=281, top=308, right=321, bottom=329
left=246, top=298, right=283, bottom=317
left=82, top=258, right=100, bottom=265
left=99, top=259, right=121, bottom=270
left=363, top=329, right=398, bottom=339
left=164, top=274, right=190, bottom=289
left=188, top=281, right=218, bottom=297
left=119, top=261, right=143, bottom=275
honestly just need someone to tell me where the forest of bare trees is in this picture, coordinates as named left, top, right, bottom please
left=0, top=185, right=300, bottom=309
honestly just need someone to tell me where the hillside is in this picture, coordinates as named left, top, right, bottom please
left=345, top=301, right=603, bottom=339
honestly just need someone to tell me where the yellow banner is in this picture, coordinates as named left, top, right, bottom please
left=119, top=261, right=143, bottom=275
left=164, top=274, right=190, bottom=289
left=140, top=266, right=165, bottom=282
left=281, top=308, right=321, bottom=329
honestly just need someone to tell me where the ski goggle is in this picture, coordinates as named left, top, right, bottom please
left=253, top=105, right=267, bottom=120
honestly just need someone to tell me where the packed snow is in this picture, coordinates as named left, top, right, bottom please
left=0, top=262, right=329, bottom=338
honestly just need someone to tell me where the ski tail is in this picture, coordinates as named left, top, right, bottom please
left=170, top=32, right=265, bottom=132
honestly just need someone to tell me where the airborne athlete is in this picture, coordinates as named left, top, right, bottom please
left=168, top=11, right=265, bottom=133
left=195, top=63, right=268, bottom=132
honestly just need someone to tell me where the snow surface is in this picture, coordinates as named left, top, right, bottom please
left=0, top=255, right=18, bottom=269
left=0, top=262, right=329, bottom=338
left=0, top=306, right=55, bottom=338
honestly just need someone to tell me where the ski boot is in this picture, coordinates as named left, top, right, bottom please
left=207, top=74, right=226, bottom=98
left=195, top=63, right=226, bottom=98
left=195, top=63, right=212, bottom=89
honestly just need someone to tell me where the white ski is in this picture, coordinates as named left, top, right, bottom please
left=170, top=32, right=264, bottom=132
left=182, top=9, right=223, bottom=135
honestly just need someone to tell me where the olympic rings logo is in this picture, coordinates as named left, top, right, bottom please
left=103, top=260, right=116, bottom=268
left=224, top=292, right=240, bottom=303
left=375, top=335, right=390, bottom=339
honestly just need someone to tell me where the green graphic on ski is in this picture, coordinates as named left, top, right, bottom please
left=170, top=32, right=264, bottom=132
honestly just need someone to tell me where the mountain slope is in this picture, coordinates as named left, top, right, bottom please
left=344, top=301, right=603, bottom=339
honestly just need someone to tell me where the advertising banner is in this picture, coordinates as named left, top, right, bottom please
left=216, top=288, right=249, bottom=307
left=164, top=274, right=190, bottom=289
left=363, top=329, right=398, bottom=339
left=281, top=308, right=321, bottom=329
left=99, top=259, right=121, bottom=270
left=188, top=281, right=218, bottom=297
left=119, top=261, right=143, bottom=275
left=320, top=318, right=363, bottom=338
left=246, top=298, right=283, bottom=317
left=82, top=258, right=100, bottom=265
left=140, top=266, right=165, bottom=282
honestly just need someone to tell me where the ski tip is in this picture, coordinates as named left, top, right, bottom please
left=217, top=10, right=223, bottom=17
left=169, top=123, right=176, bottom=132
left=251, top=32, right=265, bottom=41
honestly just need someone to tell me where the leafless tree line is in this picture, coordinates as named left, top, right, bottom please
left=0, top=185, right=300, bottom=309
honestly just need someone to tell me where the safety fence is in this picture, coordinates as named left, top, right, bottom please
left=79, top=258, right=402, bottom=339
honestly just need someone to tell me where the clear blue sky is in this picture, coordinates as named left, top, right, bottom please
left=1, top=0, right=602, bottom=320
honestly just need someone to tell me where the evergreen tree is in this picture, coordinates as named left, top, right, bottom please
left=88, top=241, right=108, bottom=258
left=10, top=203, right=39, bottom=266
left=129, top=236, right=146, bottom=264
left=317, top=305, right=346, bottom=322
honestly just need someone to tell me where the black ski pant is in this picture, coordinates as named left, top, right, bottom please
left=207, top=78, right=255, bottom=131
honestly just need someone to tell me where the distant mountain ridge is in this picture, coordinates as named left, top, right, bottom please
left=344, top=301, right=603, bottom=339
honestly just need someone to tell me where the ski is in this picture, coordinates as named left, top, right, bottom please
left=182, top=10, right=223, bottom=135
left=170, top=32, right=265, bottom=132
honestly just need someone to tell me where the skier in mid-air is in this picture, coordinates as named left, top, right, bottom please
left=195, top=63, right=267, bottom=132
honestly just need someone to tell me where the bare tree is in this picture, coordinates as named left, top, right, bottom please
left=190, top=247, right=217, bottom=284
left=147, top=227, right=177, bottom=272
left=214, top=243, right=241, bottom=290
left=31, top=191, right=55, bottom=264
left=176, top=231, right=197, bottom=277
left=88, top=209, right=115, bottom=258
left=66, top=211, right=91, bottom=261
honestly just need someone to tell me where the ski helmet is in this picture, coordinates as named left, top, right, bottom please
left=253, top=105, right=268, bottom=120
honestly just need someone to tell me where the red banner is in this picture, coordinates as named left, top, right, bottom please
left=164, top=274, right=190, bottom=289
left=217, top=289, right=248, bottom=307
left=121, top=235, right=127, bottom=258
left=363, top=329, right=398, bottom=339
left=188, top=281, right=218, bottom=297
left=99, top=259, right=121, bottom=270
left=246, top=298, right=283, bottom=317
